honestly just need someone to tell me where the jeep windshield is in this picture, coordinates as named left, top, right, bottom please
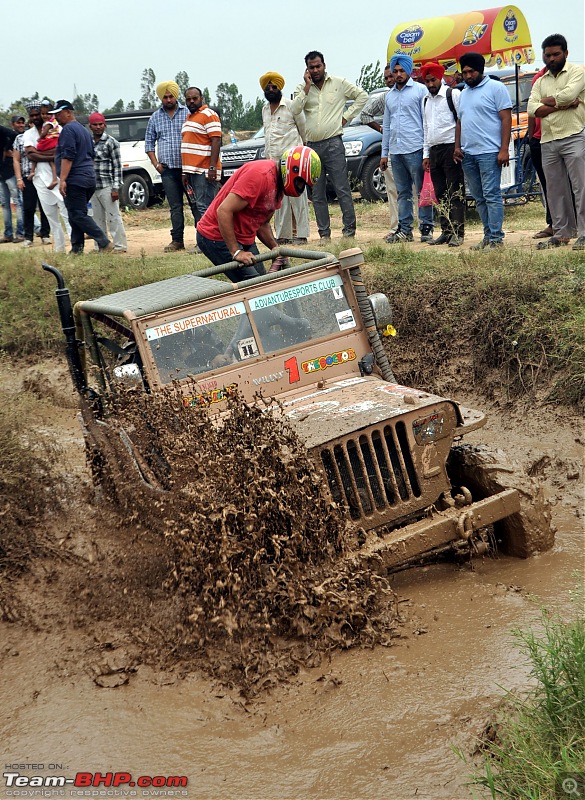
left=146, top=273, right=356, bottom=383
left=103, top=117, right=151, bottom=143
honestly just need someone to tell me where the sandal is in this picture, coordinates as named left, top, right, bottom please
left=536, top=237, right=570, bottom=250
left=532, top=227, right=553, bottom=239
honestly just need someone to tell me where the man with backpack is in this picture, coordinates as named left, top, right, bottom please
left=421, top=61, right=465, bottom=246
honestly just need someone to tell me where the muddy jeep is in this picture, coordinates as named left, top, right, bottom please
left=44, top=247, right=553, bottom=572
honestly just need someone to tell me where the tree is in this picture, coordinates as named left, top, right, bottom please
left=356, top=61, right=385, bottom=94
left=103, top=99, right=125, bottom=115
left=175, top=71, right=190, bottom=98
left=237, top=98, right=264, bottom=131
left=139, top=68, right=157, bottom=109
left=215, top=82, right=244, bottom=130
left=73, top=93, right=99, bottom=115
left=126, top=101, right=136, bottom=111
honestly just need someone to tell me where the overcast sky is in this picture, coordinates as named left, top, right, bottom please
left=2, top=0, right=583, bottom=112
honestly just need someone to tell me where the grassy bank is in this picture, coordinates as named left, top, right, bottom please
left=464, top=598, right=585, bottom=799
left=0, top=203, right=583, bottom=404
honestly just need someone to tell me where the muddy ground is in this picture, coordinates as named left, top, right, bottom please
left=1, top=354, right=582, bottom=800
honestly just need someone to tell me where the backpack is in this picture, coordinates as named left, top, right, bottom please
left=424, top=87, right=459, bottom=121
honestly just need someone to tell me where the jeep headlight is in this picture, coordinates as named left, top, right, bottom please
left=344, top=140, right=363, bottom=156
left=256, top=147, right=265, bottom=159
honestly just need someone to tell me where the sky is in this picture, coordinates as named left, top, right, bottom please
left=2, top=0, right=584, bottom=112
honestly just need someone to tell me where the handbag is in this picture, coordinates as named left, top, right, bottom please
left=419, top=170, right=437, bottom=207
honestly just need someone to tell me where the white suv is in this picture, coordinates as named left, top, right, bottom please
left=102, top=111, right=164, bottom=210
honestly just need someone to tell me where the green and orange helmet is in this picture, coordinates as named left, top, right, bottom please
left=280, top=145, right=321, bottom=197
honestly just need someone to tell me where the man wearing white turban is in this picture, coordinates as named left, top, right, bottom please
left=145, top=81, right=189, bottom=251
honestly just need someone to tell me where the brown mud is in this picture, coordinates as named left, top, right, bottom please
left=0, top=358, right=583, bottom=800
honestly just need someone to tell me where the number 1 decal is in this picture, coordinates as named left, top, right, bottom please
left=284, top=356, right=300, bottom=384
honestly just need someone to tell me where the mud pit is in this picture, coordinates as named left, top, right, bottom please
left=0, top=359, right=583, bottom=800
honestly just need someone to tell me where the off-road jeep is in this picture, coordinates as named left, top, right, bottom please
left=44, top=247, right=553, bottom=572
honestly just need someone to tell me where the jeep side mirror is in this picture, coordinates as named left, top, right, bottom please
left=368, top=293, right=393, bottom=331
left=113, top=363, right=143, bottom=385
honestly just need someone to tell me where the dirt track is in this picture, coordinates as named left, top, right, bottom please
left=0, top=352, right=583, bottom=799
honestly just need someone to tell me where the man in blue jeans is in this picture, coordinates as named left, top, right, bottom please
left=51, top=101, right=112, bottom=254
left=380, top=53, right=434, bottom=244
left=145, top=80, right=189, bottom=252
left=0, top=117, right=26, bottom=242
left=453, top=52, right=512, bottom=250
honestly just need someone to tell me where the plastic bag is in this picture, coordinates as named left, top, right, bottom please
left=419, top=170, right=437, bottom=207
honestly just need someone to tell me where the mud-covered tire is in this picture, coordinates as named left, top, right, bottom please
left=447, top=443, right=554, bottom=558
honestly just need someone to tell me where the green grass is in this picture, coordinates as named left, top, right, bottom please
left=0, top=203, right=583, bottom=405
left=463, top=596, right=585, bottom=799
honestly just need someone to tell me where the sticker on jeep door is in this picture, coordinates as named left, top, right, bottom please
left=301, top=348, right=356, bottom=374
left=145, top=302, right=246, bottom=340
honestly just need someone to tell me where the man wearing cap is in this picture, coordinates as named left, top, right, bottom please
left=421, top=62, right=465, bottom=246
left=0, top=116, right=26, bottom=242
left=89, top=112, right=127, bottom=253
left=145, top=81, right=189, bottom=252
left=291, top=51, right=367, bottom=241
left=381, top=54, right=434, bottom=244
left=181, top=87, right=222, bottom=232
left=12, top=112, right=51, bottom=247
left=48, top=100, right=112, bottom=254
left=260, top=71, right=309, bottom=245
left=23, top=101, right=71, bottom=253
left=454, top=52, right=512, bottom=249
left=360, top=64, right=399, bottom=239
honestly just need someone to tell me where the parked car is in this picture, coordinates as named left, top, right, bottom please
left=99, top=110, right=165, bottom=210
left=220, top=93, right=388, bottom=202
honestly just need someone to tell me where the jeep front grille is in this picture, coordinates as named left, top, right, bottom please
left=320, top=421, right=422, bottom=522
left=221, top=148, right=259, bottom=165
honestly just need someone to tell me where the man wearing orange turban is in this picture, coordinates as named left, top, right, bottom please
left=421, top=61, right=465, bottom=246
left=145, top=81, right=189, bottom=251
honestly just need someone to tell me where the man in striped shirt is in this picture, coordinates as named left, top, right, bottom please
left=181, top=87, right=222, bottom=229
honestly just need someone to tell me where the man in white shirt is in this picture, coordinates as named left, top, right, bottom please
left=22, top=102, right=71, bottom=253
left=260, top=71, right=309, bottom=245
left=421, top=62, right=465, bottom=246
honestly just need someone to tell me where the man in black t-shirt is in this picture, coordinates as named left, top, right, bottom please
left=0, top=118, right=25, bottom=242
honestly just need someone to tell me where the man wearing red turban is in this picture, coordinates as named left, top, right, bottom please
left=421, top=62, right=465, bottom=246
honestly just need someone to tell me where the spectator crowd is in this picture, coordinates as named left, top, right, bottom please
left=0, top=33, right=583, bottom=264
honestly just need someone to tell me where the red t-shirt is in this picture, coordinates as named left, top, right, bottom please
left=197, top=160, right=283, bottom=244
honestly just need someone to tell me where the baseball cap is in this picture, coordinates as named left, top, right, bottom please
left=11, top=114, right=25, bottom=123
left=52, top=100, right=74, bottom=113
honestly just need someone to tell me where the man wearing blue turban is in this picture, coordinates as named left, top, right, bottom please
left=380, top=54, right=434, bottom=243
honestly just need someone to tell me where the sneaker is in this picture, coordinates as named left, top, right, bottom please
left=429, top=232, right=451, bottom=246
left=448, top=235, right=464, bottom=248
left=291, top=237, right=308, bottom=246
left=22, top=239, right=33, bottom=248
left=420, top=225, right=434, bottom=243
left=572, top=236, right=585, bottom=251
left=385, top=229, right=414, bottom=244
left=342, top=231, right=356, bottom=239
left=41, top=237, right=51, bottom=245
left=536, top=236, right=570, bottom=250
left=164, top=241, right=185, bottom=252
left=383, top=230, right=397, bottom=243
left=1, top=235, right=13, bottom=243
left=13, top=236, right=25, bottom=243
left=113, top=247, right=127, bottom=253
left=487, top=240, right=504, bottom=249
left=98, top=242, right=115, bottom=253
left=276, top=238, right=292, bottom=245
left=470, top=238, right=488, bottom=251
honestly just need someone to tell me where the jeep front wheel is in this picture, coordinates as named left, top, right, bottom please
left=359, top=155, right=387, bottom=202
left=120, top=174, right=150, bottom=210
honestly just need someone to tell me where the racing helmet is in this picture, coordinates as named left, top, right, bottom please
left=280, top=146, right=321, bottom=197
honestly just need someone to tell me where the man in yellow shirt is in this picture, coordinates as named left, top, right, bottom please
left=527, top=34, right=585, bottom=250
left=291, top=51, right=367, bottom=241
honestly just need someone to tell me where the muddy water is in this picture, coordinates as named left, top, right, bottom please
left=0, top=390, right=583, bottom=800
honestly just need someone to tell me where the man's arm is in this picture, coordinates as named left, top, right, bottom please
left=497, top=109, right=512, bottom=167
left=341, top=79, right=368, bottom=124
left=144, top=115, right=164, bottom=175
left=256, top=219, right=277, bottom=251
left=289, top=79, right=311, bottom=116
left=58, top=158, right=73, bottom=196
left=294, top=109, right=307, bottom=144
left=13, top=149, right=25, bottom=189
left=110, top=139, right=122, bottom=199
left=453, top=119, right=463, bottom=163
left=25, top=145, right=54, bottom=163
left=551, top=65, right=585, bottom=108
left=207, top=136, right=221, bottom=181
left=360, top=93, right=385, bottom=132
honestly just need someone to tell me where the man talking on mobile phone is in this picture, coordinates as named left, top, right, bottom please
left=291, top=51, right=367, bottom=242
